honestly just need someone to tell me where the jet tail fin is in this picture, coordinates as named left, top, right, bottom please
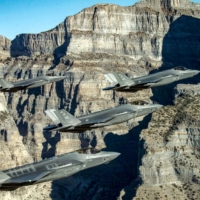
left=0, top=79, right=14, bottom=89
left=0, top=171, right=10, bottom=184
left=103, top=73, right=134, bottom=90
left=45, top=109, right=81, bottom=127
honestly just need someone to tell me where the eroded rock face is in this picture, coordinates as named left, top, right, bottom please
left=11, top=23, right=66, bottom=57
left=11, top=3, right=169, bottom=61
left=0, top=36, right=11, bottom=60
left=0, top=92, right=56, bottom=200
left=1, top=0, right=200, bottom=199
left=121, top=90, right=200, bottom=200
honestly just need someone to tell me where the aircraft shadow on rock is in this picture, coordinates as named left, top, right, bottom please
left=0, top=74, right=67, bottom=92
left=103, top=67, right=199, bottom=92
left=43, top=103, right=163, bottom=133
left=0, top=148, right=120, bottom=191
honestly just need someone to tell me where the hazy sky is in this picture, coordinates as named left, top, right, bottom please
left=1, top=0, right=200, bottom=40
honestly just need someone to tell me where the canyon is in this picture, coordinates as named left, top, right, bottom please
left=1, top=0, right=200, bottom=199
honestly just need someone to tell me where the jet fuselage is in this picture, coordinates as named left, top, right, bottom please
left=103, top=67, right=200, bottom=92
left=0, top=75, right=66, bottom=92
left=0, top=149, right=120, bottom=191
left=129, top=68, right=198, bottom=88
left=45, top=104, right=163, bottom=132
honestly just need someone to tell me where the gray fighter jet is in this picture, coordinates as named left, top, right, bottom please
left=0, top=74, right=66, bottom=92
left=0, top=148, right=120, bottom=191
left=103, top=67, right=200, bottom=92
left=44, top=103, right=163, bottom=132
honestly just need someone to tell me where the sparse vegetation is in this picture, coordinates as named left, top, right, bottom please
left=0, top=111, right=9, bottom=122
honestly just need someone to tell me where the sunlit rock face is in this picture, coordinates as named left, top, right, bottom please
left=1, top=0, right=200, bottom=199
left=11, top=3, right=169, bottom=61
left=122, top=90, right=200, bottom=200
left=0, top=36, right=10, bottom=60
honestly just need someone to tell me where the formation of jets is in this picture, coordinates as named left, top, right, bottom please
left=0, top=67, right=199, bottom=190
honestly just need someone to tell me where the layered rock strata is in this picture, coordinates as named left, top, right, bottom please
left=121, top=89, right=200, bottom=200
left=1, top=0, right=200, bottom=200
left=0, top=36, right=10, bottom=60
left=0, top=92, right=57, bottom=200
left=11, top=3, right=169, bottom=60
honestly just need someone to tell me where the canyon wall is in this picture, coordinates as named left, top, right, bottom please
left=122, top=87, right=200, bottom=200
left=0, top=36, right=10, bottom=60
left=1, top=0, right=200, bottom=199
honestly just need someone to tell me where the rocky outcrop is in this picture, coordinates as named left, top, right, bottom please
left=11, top=3, right=169, bottom=61
left=174, top=84, right=200, bottom=97
left=121, top=88, right=200, bottom=200
left=0, top=36, right=10, bottom=60
left=1, top=0, right=200, bottom=200
left=11, top=23, right=66, bottom=57
left=0, top=92, right=57, bottom=200
left=10, top=0, right=200, bottom=66
left=138, top=0, right=200, bottom=9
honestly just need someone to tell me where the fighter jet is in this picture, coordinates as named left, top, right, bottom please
left=0, top=148, right=120, bottom=191
left=43, top=103, right=163, bottom=132
left=0, top=74, right=66, bottom=92
left=103, top=67, right=200, bottom=92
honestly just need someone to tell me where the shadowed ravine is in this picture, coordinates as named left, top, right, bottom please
left=151, top=15, right=200, bottom=105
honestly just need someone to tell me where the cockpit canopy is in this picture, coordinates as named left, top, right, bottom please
left=76, top=147, right=101, bottom=154
left=174, top=66, right=188, bottom=71
left=45, top=71, right=55, bottom=76
left=129, top=100, right=149, bottom=105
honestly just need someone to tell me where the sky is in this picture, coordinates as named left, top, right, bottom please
left=1, top=0, right=200, bottom=40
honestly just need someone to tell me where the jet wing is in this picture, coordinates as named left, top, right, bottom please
left=143, top=75, right=178, bottom=86
left=29, top=171, right=52, bottom=182
left=51, top=160, right=84, bottom=170
left=13, top=80, right=48, bottom=90
left=0, top=79, right=14, bottom=90
left=103, top=85, right=128, bottom=91
left=4, top=160, right=84, bottom=184
left=112, top=85, right=130, bottom=90
left=10, top=83, right=34, bottom=90
left=98, top=116, right=115, bottom=123
left=131, top=75, right=178, bottom=87
left=27, top=80, right=48, bottom=88
left=8, top=170, right=53, bottom=183
left=83, top=116, right=115, bottom=125
left=0, top=171, right=10, bottom=185
left=51, top=124, right=77, bottom=131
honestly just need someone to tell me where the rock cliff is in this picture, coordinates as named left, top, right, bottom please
left=0, top=92, right=56, bottom=200
left=0, top=36, right=10, bottom=60
left=1, top=0, right=200, bottom=199
left=122, top=88, right=200, bottom=200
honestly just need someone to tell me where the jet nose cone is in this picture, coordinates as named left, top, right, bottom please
left=194, top=70, right=200, bottom=75
left=186, top=70, right=200, bottom=76
left=154, top=104, right=163, bottom=109
left=148, top=104, right=163, bottom=111
left=109, top=152, right=121, bottom=160
left=59, top=76, right=67, bottom=80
